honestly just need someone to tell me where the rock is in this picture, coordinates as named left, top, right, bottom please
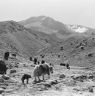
left=0, top=88, right=4, bottom=94
left=0, top=78, right=4, bottom=83
left=10, top=69, right=16, bottom=74
left=88, top=53, right=93, bottom=57
left=44, top=83, right=51, bottom=88
left=72, top=75, right=87, bottom=82
left=50, top=80, right=58, bottom=85
left=43, top=80, right=58, bottom=89
left=2, top=75, right=10, bottom=80
left=88, top=87, right=93, bottom=93
left=88, top=75, right=94, bottom=79
left=65, top=79, right=77, bottom=86
left=73, top=88, right=80, bottom=92
left=59, top=74, right=66, bottom=79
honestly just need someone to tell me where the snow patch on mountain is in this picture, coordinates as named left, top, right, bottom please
left=68, top=25, right=88, bottom=33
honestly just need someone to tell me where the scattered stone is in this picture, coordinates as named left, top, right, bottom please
left=2, top=75, right=10, bottom=80
left=44, top=83, right=51, bottom=88
left=59, top=74, right=66, bottom=79
left=72, top=75, right=87, bottom=82
left=0, top=88, right=4, bottom=94
left=10, top=69, right=16, bottom=74
left=88, top=75, right=94, bottom=79
left=73, top=88, right=80, bottom=92
left=66, top=79, right=77, bottom=86
left=0, top=78, right=4, bottom=83
left=50, top=80, right=58, bottom=85
left=88, top=87, right=93, bottom=93
left=88, top=53, right=93, bottom=57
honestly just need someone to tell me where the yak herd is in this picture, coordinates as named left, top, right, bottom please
left=0, top=52, right=70, bottom=84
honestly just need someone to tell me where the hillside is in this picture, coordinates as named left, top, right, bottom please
left=0, top=17, right=95, bottom=67
left=19, top=16, right=95, bottom=56
left=0, top=20, right=54, bottom=57
left=0, top=16, right=95, bottom=96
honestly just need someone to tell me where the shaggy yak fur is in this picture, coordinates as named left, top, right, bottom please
left=33, top=63, right=53, bottom=82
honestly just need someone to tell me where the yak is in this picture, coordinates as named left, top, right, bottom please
left=33, top=63, right=53, bottom=82
left=0, top=60, right=7, bottom=74
left=21, top=74, right=31, bottom=84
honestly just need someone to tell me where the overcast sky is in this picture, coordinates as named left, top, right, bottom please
left=0, top=0, right=95, bottom=28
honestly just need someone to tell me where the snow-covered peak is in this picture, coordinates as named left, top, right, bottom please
left=67, top=25, right=88, bottom=33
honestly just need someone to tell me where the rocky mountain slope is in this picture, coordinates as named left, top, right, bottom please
left=0, top=20, right=54, bottom=57
left=19, top=16, right=95, bottom=58
left=0, top=16, right=95, bottom=67
left=19, top=16, right=95, bottom=37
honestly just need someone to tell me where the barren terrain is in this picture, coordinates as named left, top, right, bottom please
left=0, top=59, right=95, bottom=96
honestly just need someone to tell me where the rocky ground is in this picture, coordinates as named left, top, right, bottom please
left=0, top=61, right=95, bottom=96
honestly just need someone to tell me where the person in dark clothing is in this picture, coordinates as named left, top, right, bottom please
left=29, top=57, right=33, bottom=61
left=4, top=52, right=10, bottom=60
left=33, top=58, right=37, bottom=64
left=0, top=60, right=8, bottom=74
left=66, top=63, right=70, bottom=70
left=41, top=60, right=45, bottom=64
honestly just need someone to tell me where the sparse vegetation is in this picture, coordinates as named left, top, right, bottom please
left=0, top=16, right=95, bottom=96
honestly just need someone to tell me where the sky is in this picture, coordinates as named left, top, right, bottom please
left=0, top=0, right=95, bottom=28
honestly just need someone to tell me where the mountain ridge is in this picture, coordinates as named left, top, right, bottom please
left=19, top=15, right=95, bottom=34
left=0, top=16, right=95, bottom=62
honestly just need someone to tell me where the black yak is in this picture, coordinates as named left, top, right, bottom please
left=29, top=57, right=33, bottom=61
left=33, top=63, right=53, bottom=82
left=60, top=60, right=70, bottom=70
left=60, top=63, right=66, bottom=66
left=0, top=60, right=7, bottom=74
left=21, top=74, right=31, bottom=84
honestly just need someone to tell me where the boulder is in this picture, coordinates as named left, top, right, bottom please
left=88, top=87, right=93, bottom=93
left=59, top=74, right=66, bottom=79
left=2, top=75, right=10, bottom=80
left=10, top=69, right=16, bottom=74
left=72, top=75, right=88, bottom=82
left=44, top=83, right=51, bottom=88
left=50, top=80, right=58, bottom=85
left=0, top=88, right=4, bottom=94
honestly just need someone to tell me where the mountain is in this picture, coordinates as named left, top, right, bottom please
left=0, top=20, right=56, bottom=57
left=19, top=16, right=76, bottom=38
left=19, top=16, right=66, bottom=33
left=19, top=16, right=95, bottom=67
left=19, top=16, right=95, bottom=38
left=0, top=16, right=95, bottom=67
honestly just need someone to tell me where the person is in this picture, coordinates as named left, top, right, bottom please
left=41, top=60, right=45, bottom=64
left=4, top=52, right=10, bottom=60
left=64, top=59, right=70, bottom=70
left=33, top=58, right=37, bottom=64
